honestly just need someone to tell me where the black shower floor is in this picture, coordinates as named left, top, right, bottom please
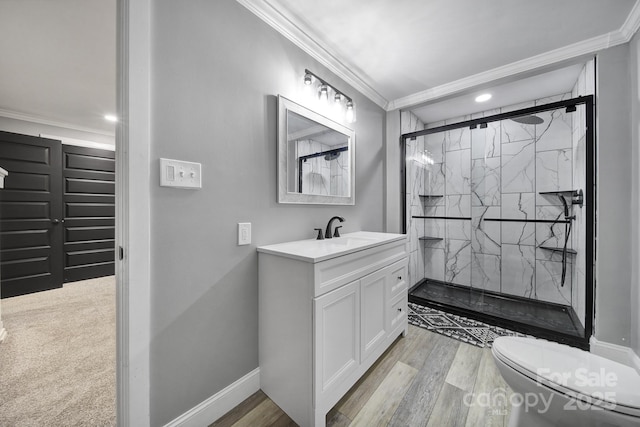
left=409, top=278, right=585, bottom=343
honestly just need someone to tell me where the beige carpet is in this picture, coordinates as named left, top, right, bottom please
left=0, top=276, right=116, bottom=426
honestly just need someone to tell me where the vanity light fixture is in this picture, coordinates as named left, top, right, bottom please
left=304, top=72, right=313, bottom=85
left=303, top=69, right=356, bottom=123
left=475, top=93, right=492, bottom=103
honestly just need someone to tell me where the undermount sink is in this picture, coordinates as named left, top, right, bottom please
left=257, top=231, right=406, bottom=263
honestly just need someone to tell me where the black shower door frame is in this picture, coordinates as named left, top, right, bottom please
left=400, top=95, right=595, bottom=348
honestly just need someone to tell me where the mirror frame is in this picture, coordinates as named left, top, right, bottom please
left=278, top=95, right=355, bottom=205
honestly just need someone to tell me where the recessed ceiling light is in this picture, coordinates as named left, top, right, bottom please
left=104, top=114, right=118, bottom=122
left=475, top=93, right=492, bottom=103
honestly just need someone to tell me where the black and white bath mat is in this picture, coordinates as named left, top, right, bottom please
left=408, top=302, right=530, bottom=348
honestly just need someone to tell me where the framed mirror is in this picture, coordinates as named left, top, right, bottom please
left=278, top=95, right=355, bottom=205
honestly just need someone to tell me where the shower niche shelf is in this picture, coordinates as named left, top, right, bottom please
left=419, top=237, right=443, bottom=242
left=539, top=189, right=584, bottom=208
left=539, top=190, right=579, bottom=196
left=412, top=216, right=471, bottom=220
left=539, top=246, right=577, bottom=255
left=419, top=194, right=443, bottom=198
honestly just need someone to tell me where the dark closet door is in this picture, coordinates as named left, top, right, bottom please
left=0, top=131, right=64, bottom=298
left=62, top=144, right=115, bottom=282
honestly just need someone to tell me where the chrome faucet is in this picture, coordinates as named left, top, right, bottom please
left=325, top=216, right=345, bottom=239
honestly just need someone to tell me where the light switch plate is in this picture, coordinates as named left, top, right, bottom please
left=238, top=223, right=251, bottom=245
left=159, top=158, right=202, bottom=189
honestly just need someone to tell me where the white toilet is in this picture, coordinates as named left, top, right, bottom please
left=492, top=336, right=640, bottom=427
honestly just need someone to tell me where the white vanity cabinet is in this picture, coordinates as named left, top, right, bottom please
left=258, top=232, right=408, bottom=427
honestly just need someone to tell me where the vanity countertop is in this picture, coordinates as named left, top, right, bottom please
left=257, top=231, right=406, bottom=263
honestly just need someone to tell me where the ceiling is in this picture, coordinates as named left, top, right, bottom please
left=0, top=0, right=638, bottom=135
left=242, top=0, right=639, bottom=110
left=0, top=0, right=116, bottom=135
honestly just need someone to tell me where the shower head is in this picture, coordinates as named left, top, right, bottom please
left=511, top=115, right=544, bottom=125
left=324, top=151, right=341, bottom=161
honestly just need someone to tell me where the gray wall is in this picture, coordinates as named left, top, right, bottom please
left=595, top=44, right=633, bottom=347
left=149, top=0, right=385, bottom=424
left=630, top=31, right=640, bottom=360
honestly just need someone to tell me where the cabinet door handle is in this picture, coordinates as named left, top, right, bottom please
left=397, top=308, right=402, bottom=312
left=397, top=276, right=402, bottom=280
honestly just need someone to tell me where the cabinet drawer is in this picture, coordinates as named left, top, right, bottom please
left=389, top=292, right=408, bottom=334
left=314, top=239, right=408, bottom=297
left=387, top=259, right=408, bottom=300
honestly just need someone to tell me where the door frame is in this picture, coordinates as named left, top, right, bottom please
left=116, top=0, right=151, bottom=425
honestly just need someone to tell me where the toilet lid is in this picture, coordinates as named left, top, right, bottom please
left=493, top=337, right=640, bottom=416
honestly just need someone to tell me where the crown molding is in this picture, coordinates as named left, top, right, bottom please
left=620, top=0, right=640, bottom=40
left=0, top=108, right=115, bottom=137
left=389, top=0, right=640, bottom=111
left=236, top=0, right=389, bottom=109
left=238, top=0, right=640, bottom=113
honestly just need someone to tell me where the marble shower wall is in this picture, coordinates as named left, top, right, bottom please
left=407, top=88, right=590, bottom=309
left=297, top=139, right=348, bottom=196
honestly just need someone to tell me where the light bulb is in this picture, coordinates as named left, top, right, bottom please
left=345, top=101, right=354, bottom=123
left=104, top=114, right=118, bottom=122
left=334, top=93, right=341, bottom=103
left=304, top=72, right=312, bottom=85
left=319, top=84, right=329, bottom=101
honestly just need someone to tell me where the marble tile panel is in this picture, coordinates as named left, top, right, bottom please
left=501, top=104, right=536, bottom=143
left=446, top=126, right=471, bottom=151
left=535, top=260, right=572, bottom=305
left=471, top=253, right=501, bottom=293
left=409, top=211, right=424, bottom=254
left=502, top=192, right=535, bottom=219
left=471, top=157, right=500, bottom=206
left=535, top=108, right=572, bottom=152
left=426, top=120, right=445, bottom=130
left=401, top=111, right=424, bottom=134
left=501, top=139, right=535, bottom=193
left=445, top=149, right=471, bottom=195
left=501, top=244, right=536, bottom=298
left=408, top=248, right=426, bottom=288
left=535, top=246, right=574, bottom=263
left=424, top=246, right=445, bottom=282
left=535, top=205, right=567, bottom=248
left=501, top=100, right=535, bottom=114
left=425, top=131, right=445, bottom=163
left=446, top=219, right=471, bottom=241
left=501, top=222, right=535, bottom=246
left=446, top=194, right=471, bottom=217
left=471, top=123, right=501, bottom=160
left=424, top=206, right=445, bottom=250
left=445, top=239, right=472, bottom=286
left=536, top=149, right=572, bottom=193
left=426, top=163, right=446, bottom=196
left=472, top=206, right=501, bottom=256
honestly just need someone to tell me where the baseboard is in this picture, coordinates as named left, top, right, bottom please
left=589, top=336, right=639, bottom=370
left=163, top=368, right=260, bottom=427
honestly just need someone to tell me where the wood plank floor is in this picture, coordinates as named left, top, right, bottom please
left=211, top=325, right=512, bottom=427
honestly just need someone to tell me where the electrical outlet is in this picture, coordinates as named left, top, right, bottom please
left=238, top=223, right=251, bottom=245
left=159, top=158, right=202, bottom=189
